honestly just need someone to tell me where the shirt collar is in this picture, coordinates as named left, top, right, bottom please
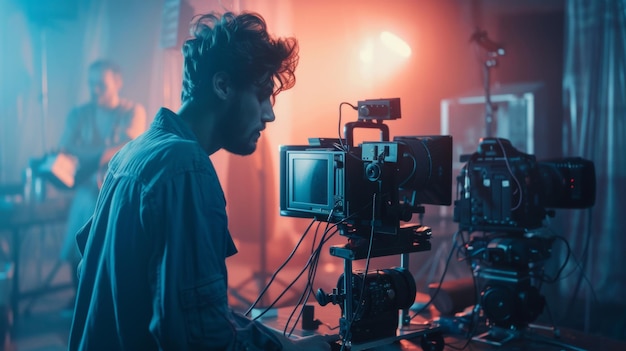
left=151, top=107, right=198, bottom=142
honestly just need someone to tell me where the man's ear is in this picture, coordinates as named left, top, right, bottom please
left=212, top=71, right=232, bottom=100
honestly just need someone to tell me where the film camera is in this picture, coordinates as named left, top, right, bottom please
left=279, top=99, right=452, bottom=236
left=454, top=137, right=596, bottom=233
left=279, top=98, right=452, bottom=346
left=453, top=138, right=596, bottom=330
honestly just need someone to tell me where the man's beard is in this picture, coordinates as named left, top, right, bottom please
left=219, top=104, right=258, bottom=156
left=224, top=134, right=257, bottom=156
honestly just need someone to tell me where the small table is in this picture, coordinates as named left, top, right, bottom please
left=0, top=196, right=71, bottom=320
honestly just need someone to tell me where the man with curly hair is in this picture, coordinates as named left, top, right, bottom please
left=69, top=12, right=332, bottom=351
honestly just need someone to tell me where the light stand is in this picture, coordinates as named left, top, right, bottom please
left=482, top=54, right=497, bottom=138
left=470, top=28, right=505, bottom=138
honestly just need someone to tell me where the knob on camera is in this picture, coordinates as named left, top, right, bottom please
left=315, top=287, right=341, bottom=306
left=365, top=162, right=382, bottom=181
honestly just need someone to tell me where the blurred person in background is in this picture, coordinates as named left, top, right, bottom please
left=68, top=11, right=333, bottom=351
left=58, top=59, right=146, bottom=298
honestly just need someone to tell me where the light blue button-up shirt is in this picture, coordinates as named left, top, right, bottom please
left=69, top=108, right=283, bottom=351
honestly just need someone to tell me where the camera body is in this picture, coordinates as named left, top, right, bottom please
left=454, top=137, right=595, bottom=232
left=280, top=133, right=452, bottom=236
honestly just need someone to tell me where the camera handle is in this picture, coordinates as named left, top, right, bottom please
left=344, top=120, right=390, bottom=149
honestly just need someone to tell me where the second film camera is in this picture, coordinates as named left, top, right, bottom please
left=454, top=137, right=596, bottom=233
left=453, top=138, right=596, bottom=333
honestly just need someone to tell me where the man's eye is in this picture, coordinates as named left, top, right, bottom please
left=258, top=91, right=272, bottom=102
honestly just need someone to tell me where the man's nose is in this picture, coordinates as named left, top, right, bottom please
left=262, top=104, right=276, bottom=123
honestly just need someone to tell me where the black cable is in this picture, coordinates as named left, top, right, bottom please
left=551, top=230, right=599, bottom=306
left=562, top=207, right=595, bottom=323
left=284, top=227, right=324, bottom=334
left=565, top=253, right=599, bottom=306
left=246, top=218, right=317, bottom=318
left=444, top=231, right=488, bottom=351
left=394, top=140, right=418, bottom=188
left=409, top=230, right=461, bottom=320
left=284, top=223, right=338, bottom=336
left=257, top=215, right=343, bottom=324
left=496, top=138, right=523, bottom=211
left=337, top=102, right=358, bottom=153
left=540, top=233, right=571, bottom=283
left=281, top=221, right=340, bottom=334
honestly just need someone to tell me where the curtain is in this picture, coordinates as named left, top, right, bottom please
left=0, top=2, right=36, bottom=184
left=0, top=0, right=109, bottom=185
left=556, top=0, right=626, bottom=340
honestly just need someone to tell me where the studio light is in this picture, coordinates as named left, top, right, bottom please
left=380, top=31, right=412, bottom=58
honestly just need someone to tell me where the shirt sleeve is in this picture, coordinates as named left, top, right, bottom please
left=125, top=103, right=147, bottom=140
left=145, top=163, right=282, bottom=351
left=58, top=107, right=80, bottom=152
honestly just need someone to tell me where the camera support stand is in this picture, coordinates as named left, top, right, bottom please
left=470, top=28, right=505, bottom=138
left=482, top=52, right=498, bottom=138
left=464, top=232, right=588, bottom=350
left=327, top=225, right=445, bottom=351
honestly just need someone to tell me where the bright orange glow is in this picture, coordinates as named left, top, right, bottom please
left=359, top=32, right=412, bottom=64
left=359, top=39, right=375, bottom=63
left=380, top=31, right=412, bottom=58
left=324, top=262, right=338, bottom=273
left=357, top=31, right=411, bottom=85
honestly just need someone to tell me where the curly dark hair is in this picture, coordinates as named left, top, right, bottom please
left=180, top=12, right=299, bottom=103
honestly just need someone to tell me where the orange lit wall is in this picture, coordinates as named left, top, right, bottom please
left=0, top=0, right=502, bottom=300
left=217, top=0, right=482, bottom=295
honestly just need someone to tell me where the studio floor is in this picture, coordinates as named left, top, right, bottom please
left=3, top=270, right=73, bottom=351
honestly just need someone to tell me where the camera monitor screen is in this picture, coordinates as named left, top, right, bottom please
left=291, top=157, right=328, bottom=206
left=280, top=147, right=345, bottom=219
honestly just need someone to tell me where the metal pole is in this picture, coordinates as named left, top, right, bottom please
left=483, top=58, right=495, bottom=138
left=400, top=252, right=410, bottom=327
left=40, top=27, right=49, bottom=152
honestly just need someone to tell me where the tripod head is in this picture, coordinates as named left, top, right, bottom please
left=470, top=28, right=506, bottom=57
